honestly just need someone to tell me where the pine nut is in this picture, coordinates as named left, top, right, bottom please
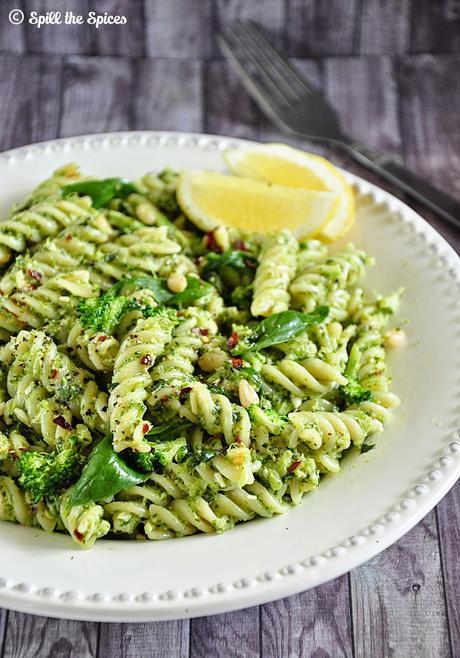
left=384, top=328, right=406, bottom=348
left=214, top=226, right=230, bottom=251
left=167, top=273, right=187, bottom=293
left=239, top=379, right=260, bottom=408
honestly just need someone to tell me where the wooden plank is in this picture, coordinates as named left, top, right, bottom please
left=324, top=56, right=402, bottom=157
left=213, top=0, right=286, bottom=56
left=190, top=607, right=259, bottom=658
left=359, top=0, right=412, bottom=54
left=24, top=0, right=92, bottom=55
left=437, top=483, right=460, bottom=657
left=411, top=0, right=460, bottom=54
left=132, top=58, right=203, bottom=132
left=286, top=0, right=360, bottom=56
left=0, top=53, right=62, bottom=150
left=351, top=514, right=451, bottom=658
left=98, top=620, right=189, bottom=658
left=262, top=577, right=353, bottom=657
left=60, top=55, right=131, bottom=137
left=144, top=0, right=212, bottom=58
left=90, top=0, right=145, bottom=57
left=0, top=1, right=26, bottom=53
left=398, top=54, right=460, bottom=251
left=205, top=59, right=261, bottom=139
left=2, top=612, right=98, bottom=658
left=0, top=608, right=7, bottom=648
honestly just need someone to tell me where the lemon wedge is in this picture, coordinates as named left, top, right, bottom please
left=177, top=170, right=339, bottom=237
left=224, top=143, right=355, bottom=241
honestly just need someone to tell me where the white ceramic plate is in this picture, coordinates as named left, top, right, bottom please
left=0, top=131, right=459, bottom=622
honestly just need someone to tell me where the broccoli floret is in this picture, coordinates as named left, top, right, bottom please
left=339, top=380, right=373, bottom=406
left=77, top=291, right=141, bottom=335
left=128, top=438, right=188, bottom=472
left=17, top=448, right=84, bottom=503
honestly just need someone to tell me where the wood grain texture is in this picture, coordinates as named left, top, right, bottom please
left=286, top=0, right=360, bottom=56
left=60, top=55, right=131, bottom=137
left=398, top=54, right=460, bottom=250
left=0, top=1, right=26, bottom=53
left=359, top=0, right=412, bottom=54
left=132, top=58, right=203, bottom=132
left=0, top=53, right=62, bottom=150
left=99, top=620, right=189, bottom=658
left=261, top=577, right=353, bottom=658
left=325, top=56, right=401, bottom=157
left=213, top=0, right=286, bottom=55
left=351, top=514, right=451, bottom=658
left=205, top=59, right=261, bottom=139
left=411, top=0, right=460, bottom=53
left=145, top=0, right=212, bottom=58
left=90, top=0, right=145, bottom=57
left=190, top=607, right=259, bottom=658
left=24, top=0, right=92, bottom=54
left=2, top=611, right=98, bottom=658
left=437, top=483, right=460, bottom=657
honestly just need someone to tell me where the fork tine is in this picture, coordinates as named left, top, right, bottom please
left=235, top=21, right=309, bottom=103
left=239, top=20, right=319, bottom=96
left=220, top=25, right=290, bottom=110
left=221, top=25, right=286, bottom=106
left=218, top=31, right=286, bottom=126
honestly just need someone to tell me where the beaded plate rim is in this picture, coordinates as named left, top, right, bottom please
left=0, top=130, right=458, bottom=622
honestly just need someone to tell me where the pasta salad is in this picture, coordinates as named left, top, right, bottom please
left=0, top=164, right=402, bottom=547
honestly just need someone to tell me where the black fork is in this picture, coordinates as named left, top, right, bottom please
left=219, top=21, right=460, bottom=231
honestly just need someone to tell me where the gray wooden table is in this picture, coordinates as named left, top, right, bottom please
left=0, top=1, right=459, bottom=656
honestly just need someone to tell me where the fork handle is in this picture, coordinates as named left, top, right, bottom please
left=344, top=142, right=460, bottom=231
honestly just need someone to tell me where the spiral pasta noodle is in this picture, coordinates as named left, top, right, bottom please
left=109, top=311, right=178, bottom=453
left=251, top=230, right=298, bottom=317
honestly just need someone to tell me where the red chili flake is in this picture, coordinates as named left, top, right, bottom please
left=98, top=335, right=107, bottom=342
left=140, top=354, right=152, bottom=366
left=288, top=460, right=302, bottom=473
left=245, top=258, right=257, bottom=269
left=233, top=239, right=248, bottom=251
left=27, top=269, right=42, bottom=281
left=235, top=435, right=242, bottom=444
left=161, top=395, right=169, bottom=403
left=142, top=423, right=150, bottom=434
left=180, top=386, right=192, bottom=397
left=74, top=530, right=84, bottom=541
left=50, top=369, right=58, bottom=380
left=231, top=357, right=243, bottom=369
left=53, top=415, right=73, bottom=431
left=65, top=234, right=73, bottom=242
left=204, top=231, right=220, bottom=252
left=199, top=328, right=209, bottom=337
left=227, top=331, right=239, bottom=349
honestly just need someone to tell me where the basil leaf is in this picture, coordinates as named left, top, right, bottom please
left=70, top=437, right=149, bottom=506
left=146, top=419, right=192, bottom=442
left=109, top=275, right=213, bottom=308
left=236, top=306, right=329, bottom=353
left=201, top=250, right=256, bottom=276
left=62, top=178, right=138, bottom=208
left=169, top=276, right=213, bottom=308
